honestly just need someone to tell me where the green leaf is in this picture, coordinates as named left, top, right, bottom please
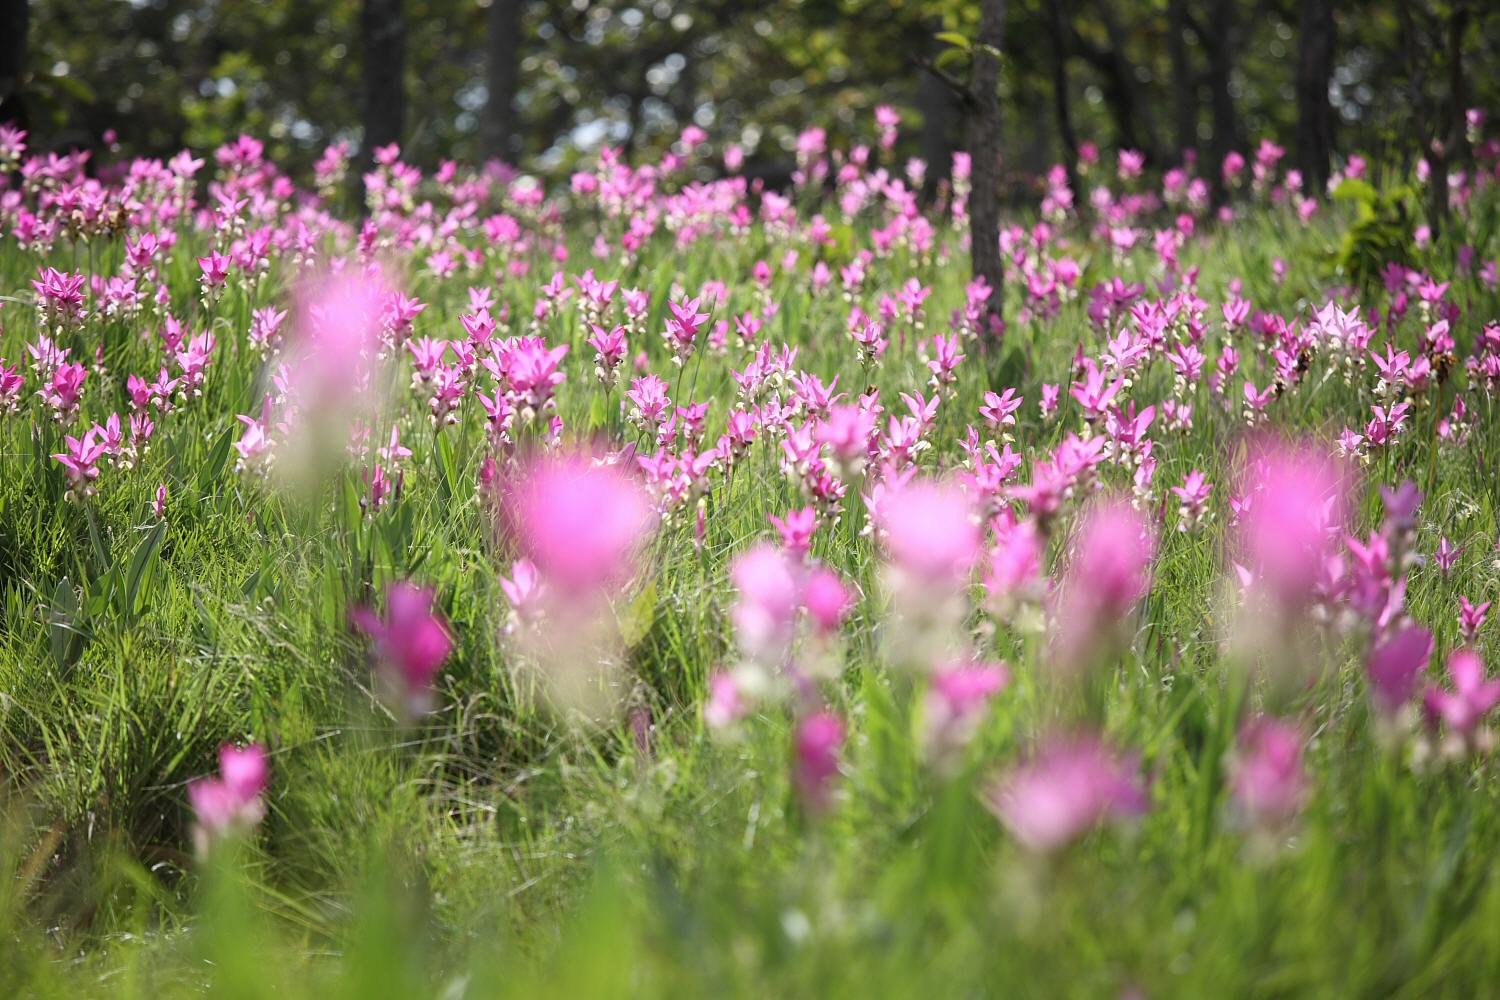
left=48, top=577, right=81, bottom=668
left=618, top=581, right=658, bottom=649
left=198, top=425, right=236, bottom=494
left=934, top=30, right=971, bottom=49
left=123, top=519, right=167, bottom=619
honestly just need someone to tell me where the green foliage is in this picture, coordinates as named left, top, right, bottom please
left=1331, top=177, right=1417, bottom=291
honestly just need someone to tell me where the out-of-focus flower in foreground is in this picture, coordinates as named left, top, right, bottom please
left=188, top=742, right=269, bottom=855
left=988, top=734, right=1148, bottom=853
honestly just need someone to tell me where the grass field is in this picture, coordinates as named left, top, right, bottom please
left=2, top=129, right=1500, bottom=996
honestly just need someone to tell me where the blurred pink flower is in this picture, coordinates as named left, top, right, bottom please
left=802, top=566, right=853, bottom=635
left=988, top=735, right=1147, bottom=852
left=188, top=742, right=269, bottom=850
left=1423, top=649, right=1500, bottom=741
left=793, top=711, right=845, bottom=814
left=1236, top=440, right=1349, bottom=608
left=879, top=479, right=980, bottom=586
left=731, top=543, right=801, bottom=661
left=352, top=582, right=453, bottom=715
left=503, top=452, right=655, bottom=598
left=1230, top=716, right=1307, bottom=823
left=1366, top=626, right=1433, bottom=716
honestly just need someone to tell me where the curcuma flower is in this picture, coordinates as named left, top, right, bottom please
left=1423, top=649, right=1500, bottom=750
left=501, top=451, right=655, bottom=600
left=188, top=742, right=269, bottom=854
left=352, top=582, right=454, bottom=716
left=1051, top=498, right=1154, bottom=674
left=1229, top=716, right=1307, bottom=827
left=987, top=735, right=1148, bottom=853
left=1366, top=625, right=1433, bottom=719
left=793, top=711, right=845, bottom=815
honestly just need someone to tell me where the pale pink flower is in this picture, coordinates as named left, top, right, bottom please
left=879, top=480, right=980, bottom=586
left=731, top=543, right=801, bottom=662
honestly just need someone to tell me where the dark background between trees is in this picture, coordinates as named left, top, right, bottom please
left=0, top=0, right=1494, bottom=194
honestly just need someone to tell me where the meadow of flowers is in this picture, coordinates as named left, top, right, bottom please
left=2, top=115, right=1500, bottom=995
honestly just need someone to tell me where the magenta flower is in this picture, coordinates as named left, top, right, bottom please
left=188, top=742, right=269, bottom=852
left=152, top=483, right=168, bottom=519
left=988, top=735, right=1148, bottom=852
left=984, top=518, right=1044, bottom=612
left=1171, top=470, right=1213, bottom=532
left=1366, top=626, right=1433, bottom=716
left=1433, top=537, right=1463, bottom=578
left=197, top=251, right=231, bottom=288
left=1423, top=649, right=1500, bottom=742
left=923, top=661, right=1009, bottom=768
left=793, top=711, right=845, bottom=814
left=1230, top=716, right=1307, bottom=824
left=1458, top=597, right=1489, bottom=646
left=352, top=582, right=454, bottom=715
left=51, top=427, right=107, bottom=499
left=503, top=452, right=655, bottom=599
left=802, top=566, right=853, bottom=635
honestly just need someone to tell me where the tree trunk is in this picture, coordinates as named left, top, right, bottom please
left=362, top=0, right=406, bottom=157
left=1295, top=0, right=1336, bottom=195
left=483, top=0, right=523, bottom=163
left=1168, top=0, right=1196, bottom=160
left=917, top=28, right=961, bottom=203
left=0, top=0, right=27, bottom=129
left=1202, top=0, right=1240, bottom=201
left=1427, top=0, right=1470, bottom=236
left=1046, top=0, right=1082, bottom=206
left=969, top=0, right=1006, bottom=339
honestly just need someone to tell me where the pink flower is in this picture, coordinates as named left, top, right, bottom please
left=802, top=566, right=853, bottom=634
left=793, top=711, right=845, bottom=814
left=731, top=543, right=801, bottom=662
left=1053, top=498, right=1154, bottom=668
left=1236, top=440, right=1348, bottom=608
left=984, top=518, right=1044, bottom=610
left=769, top=507, right=818, bottom=557
left=704, top=671, right=749, bottom=731
left=1433, top=537, right=1463, bottom=577
left=879, top=480, right=980, bottom=586
left=1230, top=716, right=1307, bottom=823
left=188, top=743, right=269, bottom=849
left=1458, top=597, right=1489, bottom=645
left=988, top=735, right=1148, bottom=852
left=924, top=661, right=1009, bottom=767
left=498, top=558, right=547, bottom=626
left=1171, top=470, right=1213, bottom=531
left=1423, top=649, right=1500, bottom=741
left=197, top=251, right=231, bottom=288
left=502, top=453, right=655, bottom=598
left=352, top=582, right=454, bottom=715
left=152, top=483, right=168, bottom=519
left=1366, top=626, right=1433, bottom=715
